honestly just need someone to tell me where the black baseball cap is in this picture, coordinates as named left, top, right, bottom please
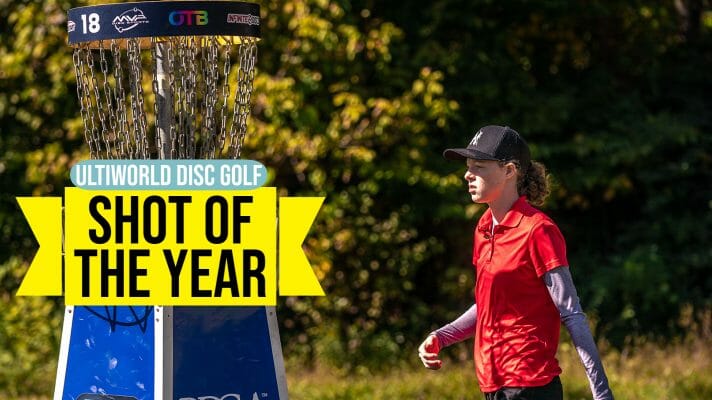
left=443, top=125, right=531, bottom=168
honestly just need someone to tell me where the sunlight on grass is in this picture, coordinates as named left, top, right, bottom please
left=287, top=363, right=477, bottom=400
left=286, top=336, right=712, bottom=400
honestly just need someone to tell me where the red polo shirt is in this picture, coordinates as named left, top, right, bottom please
left=473, top=196, right=568, bottom=392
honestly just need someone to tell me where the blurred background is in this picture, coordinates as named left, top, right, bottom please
left=1, top=0, right=711, bottom=398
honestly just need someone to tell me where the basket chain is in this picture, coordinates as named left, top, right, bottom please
left=71, top=37, right=257, bottom=161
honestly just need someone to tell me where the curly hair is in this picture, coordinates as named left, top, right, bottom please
left=515, top=161, right=550, bottom=206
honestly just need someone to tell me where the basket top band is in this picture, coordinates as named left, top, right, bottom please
left=67, top=1, right=260, bottom=46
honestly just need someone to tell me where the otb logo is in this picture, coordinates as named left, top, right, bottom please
left=169, top=10, right=208, bottom=26
left=112, top=7, right=149, bottom=33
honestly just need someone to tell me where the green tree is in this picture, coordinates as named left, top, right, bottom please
left=0, top=0, right=81, bottom=395
left=370, top=0, right=712, bottom=345
left=248, top=0, right=459, bottom=371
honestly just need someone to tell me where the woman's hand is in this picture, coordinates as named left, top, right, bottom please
left=418, top=334, right=442, bottom=369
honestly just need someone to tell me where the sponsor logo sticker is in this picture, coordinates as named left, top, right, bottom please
left=112, top=7, right=149, bottom=33
left=68, top=20, right=76, bottom=33
left=169, top=10, right=209, bottom=26
left=226, top=13, right=260, bottom=26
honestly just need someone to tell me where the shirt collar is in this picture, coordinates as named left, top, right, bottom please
left=498, top=195, right=529, bottom=228
left=477, top=196, right=529, bottom=234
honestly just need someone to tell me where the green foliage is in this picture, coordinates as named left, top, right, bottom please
left=1, top=1, right=82, bottom=395
left=0, top=0, right=711, bottom=395
left=368, top=0, right=712, bottom=346
left=0, top=260, right=62, bottom=397
left=248, top=0, right=460, bottom=372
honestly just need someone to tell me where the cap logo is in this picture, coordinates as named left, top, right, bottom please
left=469, top=131, right=483, bottom=147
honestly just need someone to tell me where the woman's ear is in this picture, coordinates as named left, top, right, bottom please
left=505, top=162, right=518, bottom=180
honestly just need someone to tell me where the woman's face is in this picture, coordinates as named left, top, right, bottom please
left=463, top=159, right=509, bottom=204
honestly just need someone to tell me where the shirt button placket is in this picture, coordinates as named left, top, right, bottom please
left=489, top=232, right=495, bottom=261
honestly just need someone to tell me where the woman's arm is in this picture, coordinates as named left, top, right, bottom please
left=418, top=304, right=477, bottom=369
left=432, top=303, right=477, bottom=347
left=544, top=266, right=614, bottom=400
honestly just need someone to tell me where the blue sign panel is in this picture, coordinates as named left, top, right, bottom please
left=56, top=306, right=155, bottom=400
left=54, top=306, right=287, bottom=400
left=172, top=307, right=284, bottom=400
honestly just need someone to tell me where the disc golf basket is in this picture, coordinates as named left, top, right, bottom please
left=68, top=1, right=260, bottom=160
left=56, top=2, right=290, bottom=399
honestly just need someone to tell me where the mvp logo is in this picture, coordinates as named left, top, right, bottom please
left=112, top=8, right=149, bottom=33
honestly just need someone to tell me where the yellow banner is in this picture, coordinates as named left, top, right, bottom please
left=17, top=187, right=325, bottom=305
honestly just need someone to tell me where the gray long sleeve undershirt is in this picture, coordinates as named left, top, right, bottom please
left=433, top=266, right=614, bottom=400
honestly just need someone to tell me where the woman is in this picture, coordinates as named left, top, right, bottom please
left=419, top=125, right=614, bottom=400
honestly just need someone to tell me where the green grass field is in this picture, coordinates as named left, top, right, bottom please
left=286, top=336, right=712, bottom=400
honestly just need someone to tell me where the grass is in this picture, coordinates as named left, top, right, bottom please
left=286, top=335, right=712, bottom=400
